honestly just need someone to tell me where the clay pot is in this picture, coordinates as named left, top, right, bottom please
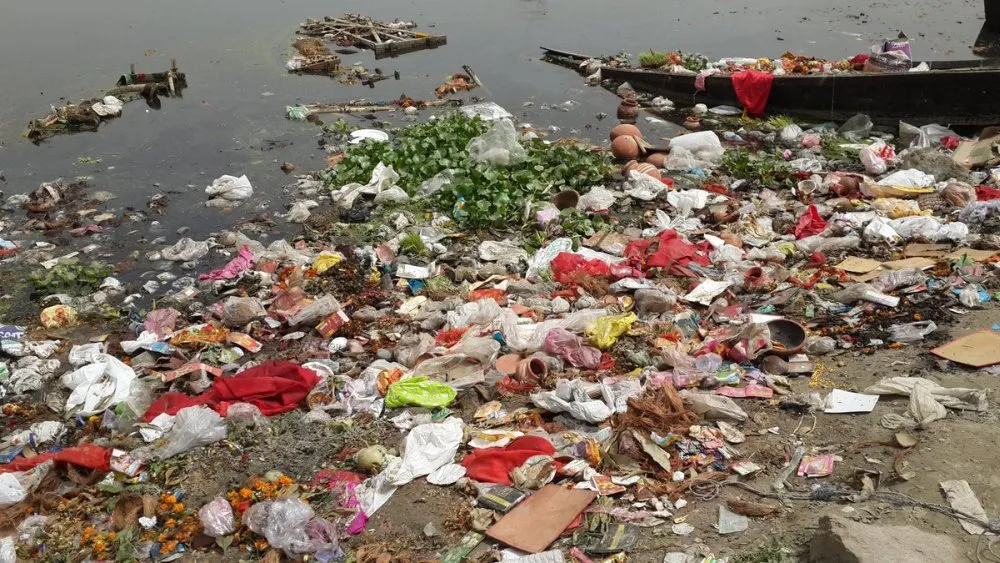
left=610, top=123, right=642, bottom=141
left=617, top=97, right=640, bottom=122
left=554, top=189, right=580, bottom=210
left=611, top=135, right=641, bottom=160
left=495, top=354, right=520, bottom=375
left=515, top=357, right=548, bottom=385
left=683, top=116, right=701, bottom=130
left=622, top=161, right=661, bottom=180
left=766, top=319, right=808, bottom=357
left=645, top=152, right=668, bottom=168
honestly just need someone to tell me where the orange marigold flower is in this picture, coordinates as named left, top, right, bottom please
left=161, top=494, right=177, bottom=504
left=165, top=518, right=177, bottom=528
left=276, top=475, right=294, bottom=486
left=239, top=488, right=254, bottom=500
left=254, top=539, right=269, bottom=551
left=107, top=532, right=117, bottom=541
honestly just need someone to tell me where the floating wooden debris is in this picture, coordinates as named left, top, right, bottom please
left=291, top=97, right=461, bottom=117
left=298, top=14, right=447, bottom=59
left=26, top=60, right=187, bottom=142
left=288, top=38, right=341, bottom=74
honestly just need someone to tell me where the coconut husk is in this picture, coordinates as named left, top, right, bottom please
left=112, top=493, right=144, bottom=531
left=143, top=494, right=158, bottom=518
left=619, top=385, right=699, bottom=435
left=726, top=498, right=781, bottom=517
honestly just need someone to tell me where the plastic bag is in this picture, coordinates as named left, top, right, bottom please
left=860, top=141, right=892, bottom=174
left=679, top=391, right=748, bottom=422
left=863, top=218, right=902, bottom=244
left=384, top=377, right=457, bottom=409
left=669, top=131, right=724, bottom=164
left=144, top=308, right=181, bottom=337
left=838, top=114, right=873, bottom=139
left=446, top=300, right=503, bottom=328
left=794, top=205, right=828, bottom=239
left=887, top=321, right=937, bottom=343
left=466, top=118, right=527, bottom=167
left=624, top=171, right=668, bottom=201
left=389, top=417, right=464, bottom=486
left=332, top=163, right=401, bottom=208
left=199, top=497, right=235, bottom=538
left=161, top=238, right=210, bottom=262
left=550, top=252, right=612, bottom=283
left=807, top=336, right=836, bottom=355
left=872, top=268, right=926, bottom=292
left=666, top=190, right=710, bottom=217
left=151, top=406, right=227, bottom=459
left=830, top=283, right=900, bottom=307
left=877, top=169, right=935, bottom=188
left=61, top=354, right=136, bottom=416
left=222, top=297, right=266, bottom=327
left=780, top=124, right=803, bottom=143
left=40, top=305, right=78, bottom=328
left=288, top=295, right=341, bottom=326
left=243, top=498, right=316, bottom=557
left=872, top=197, right=926, bottom=218
left=543, top=328, right=601, bottom=369
left=587, top=313, right=637, bottom=349
left=205, top=175, right=253, bottom=202
left=577, top=185, right=617, bottom=212
left=530, top=379, right=613, bottom=423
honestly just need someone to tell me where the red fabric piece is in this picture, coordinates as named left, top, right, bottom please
left=143, top=360, right=320, bottom=422
left=941, top=136, right=961, bottom=150
left=731, top=70, right=774, bottom=117
left=794, top=205, right=828, bottom=239
left=550, top=252, right=612, bottom=284
left=0, top=444, right=112, bottom=473
left=623, top=230, right=710, bottom=277
left=807, top=251, right=827, bottom=267
left=976, top=185, right=1000, bottom=201
left=460, top=436, right=563, bottom=485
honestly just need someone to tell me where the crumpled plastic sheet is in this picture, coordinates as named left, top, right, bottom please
left=0, top=461, right=53, bottom=508
left=243, top=498, right=316, bottom=557
left=61, top=354, right=136, bottom=415
left=143, top=406, right=227, bottom=460
left=198, top=497, right=235, bottom=538
left=479, top=240, right=528, bottom=264
left=889, top=216, right=968, bottom=242
left=331, top=162, right=402, bottom=209
left=200, top=245, right=254, bottom=281
left=577, top=185, right=617, bottom=212
left=205, top=174, right=254, bottom=203
left=143, top=308, right=181, bottom=337
left=526, top=238, right=575, bottom=282
left=161, top=238, right=210, bottom=262
left=466, top=118, right=527, bottom=167
left=543, top=328, right=601, bottom=369
left=8, top=356, right=61, bottom=396
left=864, top=377, right=987, bottom=411
left=91, top=95, right=124, bottom=117
left=384, top=377, right=457, bottom=409
left=530, top=379, right=639, bottom=424
left=387, top=417, right=464, bottom=486
left=587, top=312, right=637, bottom=349
left=624, top=171, right=668, bottom=201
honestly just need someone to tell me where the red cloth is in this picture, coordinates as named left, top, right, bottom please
left=731, top=70, right=774, bottom=117
left=550, top=252, right=612, bottom=284
left=976, top=185, right=1000, bottom=201
left=460, top=436, right=563, bottom=485
left=623, top=229, right=710, bottom=277
left=0, top=444, right=112, bottom=473
left=144, top=360, right=320, bottom=422
left=794, top=205, right=828, bottom=239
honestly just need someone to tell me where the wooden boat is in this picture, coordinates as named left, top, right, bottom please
left=542, top=47, right=1000, bottom=126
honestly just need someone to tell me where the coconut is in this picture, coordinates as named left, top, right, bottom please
left=611, top=135, right=641, bottom=160
left=609, top=123, right=642, bottom=141
left=355, top=445, right=389, bottom=474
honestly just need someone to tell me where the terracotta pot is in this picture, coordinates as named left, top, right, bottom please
left=617, top=98, right=640, bottom=122
left=611, top=135, right=641, bottom=160
left=683, top=116, right=701, bottom=130
left=495, top=354, right=520, bottom=375
left=645, top=152, right=668, bottom=168
left=515, top=357, right=548, bottom=384
left=554, top=189, right=580, bottom=210
left=610, top=123, right=642, bottom=141
left=766, top=319, right=808, bottom=357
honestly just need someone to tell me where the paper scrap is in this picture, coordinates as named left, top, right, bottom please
left=824, top=389, right=880, bottom=414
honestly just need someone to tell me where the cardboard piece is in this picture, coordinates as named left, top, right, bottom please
left=931, top=330, right=1000, bottom=367
left=947, top=248, right=998, bottom=262
left=486, top=484, right=596, bottom=553
left=953, top=126, right=1000, bottom=169
left=836, top=256, right=882, bottom=274
left=904, top=243, right=951, bottom=258
left=882, top=257, right=937, bottom=271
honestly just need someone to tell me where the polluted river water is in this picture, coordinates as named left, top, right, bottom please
left=0, top=0, right=987, bottom=241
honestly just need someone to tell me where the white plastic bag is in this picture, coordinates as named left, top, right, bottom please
left=877, top=169, right=935, bottom=188
left=61, top=354, right=136, bottom=415
left=205, top=175, right=253, bottom=202
left=666, top=190, right=711, bottom=217
left=150, top=406, right=227, bottom=459
left=863, top=218, right=902, bottom=244
left=577, top=186, right=617, bottom=211
left=624, top=171, right=667, bottom=201
left=679, top=391, right=748, bottom=422
left=161, top=238, right=210, bottom=262
left=860, top=142, right=889, bottom=175
left=389, top=417, right=464, bottom=485
left=669, top=131, right=724, bottom=164
left=332, top=163, right=402, bottom=208
left=466, top=118, right=527, bottom=167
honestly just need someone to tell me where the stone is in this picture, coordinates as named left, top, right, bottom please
left=809, top=515, right=962, bottom=563
left=423, top=522, right=437, bottom=538
left=635, top=289, right=677, bottom=315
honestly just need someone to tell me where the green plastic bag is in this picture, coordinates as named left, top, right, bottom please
left=385, top=377, right=457, bottom=409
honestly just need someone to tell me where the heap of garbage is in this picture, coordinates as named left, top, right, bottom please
left=1, top=96, right=1000, bottom=562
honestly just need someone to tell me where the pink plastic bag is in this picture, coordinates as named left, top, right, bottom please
left=199, top=245, right=254, bottom=281
left=144, top=308, right=180, bottom=337
left=543, top=328, right=601, bottom=369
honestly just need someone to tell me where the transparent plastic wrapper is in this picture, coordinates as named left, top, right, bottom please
left=417, top=170, right=454, bottom=197
left=872, top=268, right=926, bottom=292
left=222, top=296, right=266, bottom=327
left=466, top=118, right=527, bottom=167
left=890, top=216, right=968, bottom=242
left=198, top=497, right=235, bottom=538
left=838, top=114, right=873, bottom=139
left=860, top=141, right=890, bottom=174
left=526, top=238, right=574, bottom=281
left=0, top=462, right=52, bottom=508
left=149, top=406, right=227, bottom=459
left=501, top=308, right=607, bottom=353
left=288, top=295, right=341, bottom=326
left=958, top=200, right=1000, bottom=224
left=830, top=283, right=900, bottom=307
left=395, top=333, right=436, bottom=368
left=61, top=354, right=136, bottom=416
left=780, top=124, right=803, bottom=143
left=624, top=171, right=667, bottom=201
left=888, top=321, right=937, bottom=343
left=899, top=122, right=957, bottom=149
left=679, top=391, right=748, bottom=422
left=959, top=284, right=986, bottom=308
left=864, top=376, right=987, bottom=412
left=161, top=238, right=210, bottom=262
left=448, top=336, right=501, bottom=366
left=666, top=190, right=711, bottom=217
left=577, top=185, right=617, bottom=212
left=795, top=235, right=860, bottom=254
left=806, top=336, right=836, bottom=355
left=243, top=498, right=316, bottom=557
left=530, top=379, right=614, bottom=423
left=661, top=341, right=695, bottom=369
left=543, top=328, right=602, bottom=368
left=872, top=198, right=924, bottom=219
left=446, top=300, right=502, bottom=329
